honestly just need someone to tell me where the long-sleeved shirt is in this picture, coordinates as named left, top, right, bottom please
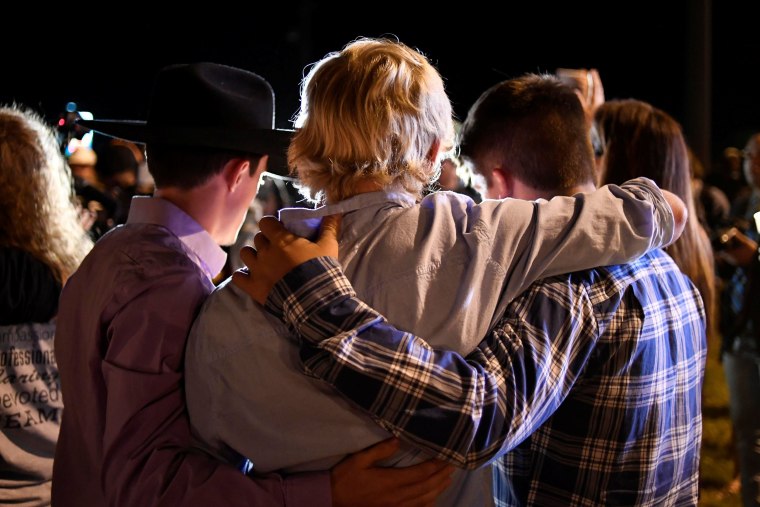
left=186, top=178, right=676, bottom=507
left=264, top=252, right=707, bottom=506
left=0, top=248, right=62, bottom=506
left=52, top=197, right=329, bottom=507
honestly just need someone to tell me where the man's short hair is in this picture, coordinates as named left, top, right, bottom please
left=460, top=73, right=596, bottom=194
left=145, top=144, right=262, bottom=189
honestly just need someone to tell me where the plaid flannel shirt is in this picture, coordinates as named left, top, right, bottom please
left=266, top=250, right=706, bottom=507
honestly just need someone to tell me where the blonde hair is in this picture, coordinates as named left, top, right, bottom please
left=289, top=37, right=455, bottom=203
left=0, top=105, right=93, bottom=283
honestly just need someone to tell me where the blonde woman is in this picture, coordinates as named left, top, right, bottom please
left=0, top=104, right=93, bottom=505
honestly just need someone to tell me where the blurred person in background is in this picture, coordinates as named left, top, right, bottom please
left=95, top=142, right=141, bottom=226
left=594, top=98, right=717, bottom=346
left=432, top=152, right=482, bottom=202
left=708, top=146, right=750, bottom=205
left=426, top=121, right=482, bottom=201
left=67, top=145, right=117, bottom=240
left=0, top=104, right=93, bottom=506
left=688, top=145, right=731, bottom=242
left=716, top=132, right=760, bottom=507
left=66, top=144, right=100, bottom=189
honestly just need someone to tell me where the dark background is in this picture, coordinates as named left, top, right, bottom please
left=3, top=1, right=757, bottom=174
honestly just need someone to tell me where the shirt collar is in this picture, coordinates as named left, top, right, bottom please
left=278, top=189, right=417, bottom=241
left=127, top=196, right=227, bottom=279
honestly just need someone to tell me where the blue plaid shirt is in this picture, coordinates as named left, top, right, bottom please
left=266, top=250, right=706, bottom=506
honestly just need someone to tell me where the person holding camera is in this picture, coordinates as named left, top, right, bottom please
left=720, top=132, right=760, bottom=507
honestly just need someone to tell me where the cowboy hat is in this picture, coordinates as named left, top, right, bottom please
left=76, top=62, right=293, bottom=175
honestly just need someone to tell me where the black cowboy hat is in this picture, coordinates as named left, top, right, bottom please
left=76, top=62, right=293, bottom=175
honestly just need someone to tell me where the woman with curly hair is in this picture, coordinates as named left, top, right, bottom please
left=0, top=104, right=93, bottom=505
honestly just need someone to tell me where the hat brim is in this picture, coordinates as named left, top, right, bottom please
left=76, top=119, right=294, bottom=176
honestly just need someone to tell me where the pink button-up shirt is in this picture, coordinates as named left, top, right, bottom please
left=52, top=197, right=329, bottom=506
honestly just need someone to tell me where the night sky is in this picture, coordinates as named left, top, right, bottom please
left=3, top=2, right=758, bottom=171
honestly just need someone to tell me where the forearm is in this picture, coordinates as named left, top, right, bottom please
left=108, top=445, right=330, bottom=506
left=522, top=177, right=676, bottom=271
left=267, top=258, right=598, bottom=469
left=268, top=257, right=514, bottom=468
left=103, top=300, right=331, bottom=506
left=101, top=373, right=331, bottom=506
left=299, top=323, right=508, bottom=468
left=485, top=176, right=676, bottom=305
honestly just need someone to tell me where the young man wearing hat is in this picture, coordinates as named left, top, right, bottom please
left=51, top=62, right=452, bottom=507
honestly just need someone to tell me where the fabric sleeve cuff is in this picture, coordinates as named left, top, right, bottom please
left=618, top=176, right=675, bottom=248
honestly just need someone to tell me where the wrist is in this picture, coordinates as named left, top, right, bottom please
left=265, top=256, right=355, bottom=338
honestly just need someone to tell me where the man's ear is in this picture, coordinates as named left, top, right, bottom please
left=224, top=158, right=251, bottom=191
left=426, top=139, right=441, bottom=164
left=225, top=154, right=269, bottom=192
left=489, top=167, right=513, bottom=199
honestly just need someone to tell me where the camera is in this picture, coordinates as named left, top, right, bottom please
left=712, top=219, right=759, bottom=271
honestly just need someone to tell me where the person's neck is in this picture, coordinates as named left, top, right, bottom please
left=353, top=178, right=384, bottom=194
left=153, top=181, right=228, bottom=243
left=325, top=177, right=385, bottom=204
